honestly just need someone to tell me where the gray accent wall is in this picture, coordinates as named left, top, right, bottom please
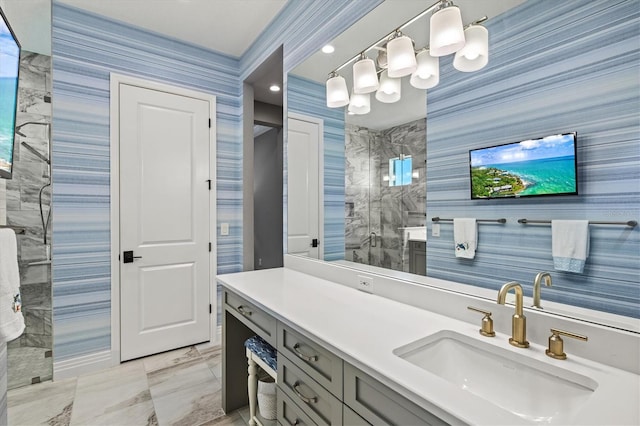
left=254, top=127, right=284, bottom=269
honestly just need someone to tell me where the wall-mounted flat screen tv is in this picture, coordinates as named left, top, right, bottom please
left=0, top=7, right=21, bottom=179
left=469, top=132, right=578, bottom=199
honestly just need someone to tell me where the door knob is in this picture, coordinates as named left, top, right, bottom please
left=123, top=250, right=142, bottom=263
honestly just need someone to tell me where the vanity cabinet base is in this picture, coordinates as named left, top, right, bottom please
left=344, top=363, right=449, bottom=426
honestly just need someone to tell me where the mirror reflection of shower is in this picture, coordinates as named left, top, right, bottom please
left=15, top=122, right=52, bottom=261
left=344, top=119, right=427, bottom=274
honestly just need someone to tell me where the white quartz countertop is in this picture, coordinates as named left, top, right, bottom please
left=217, top=267, right=640, bottom=425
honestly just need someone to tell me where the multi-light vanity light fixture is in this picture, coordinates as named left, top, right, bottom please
left=326, top=0, right=489, bottom=114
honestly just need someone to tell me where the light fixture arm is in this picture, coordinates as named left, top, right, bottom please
left=466, top=16, right=488, bottom=28
left=331, top=0, right=444, bottom=74
left=330, top=1, right=487, bottom=75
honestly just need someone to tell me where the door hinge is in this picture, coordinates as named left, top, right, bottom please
left=208, top=118, right=211, bottom=128
left=209, top=242, right=212, bottom=252
left=209, top=304, right=212, bottom=314
left=206, top=179, right=211, bottom=190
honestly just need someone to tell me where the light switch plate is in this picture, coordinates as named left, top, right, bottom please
left=221, top=223, right=229, bottom=236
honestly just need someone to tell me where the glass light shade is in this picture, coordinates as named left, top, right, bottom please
left=453, top=25, right=489, bottom=72
left=375, top=70, right=401, bottom=103
left=348, top=92, right=370, bottom=115
left=410, top=50, right=440, bottom=89
left=430, top=5, right=465, bottom=57
left=352, top=57, right=379, bottom=94
left=326, top=74, right=349, bottom=108
left=386, top=35, right=417, bottom=78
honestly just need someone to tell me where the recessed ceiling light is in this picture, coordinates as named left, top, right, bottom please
left=269, top=84, right=281, bottom=92
left=322, top=45, right=335, bottom=54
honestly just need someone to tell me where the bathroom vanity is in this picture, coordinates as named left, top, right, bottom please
left=219, top=256, right=639, bottom=425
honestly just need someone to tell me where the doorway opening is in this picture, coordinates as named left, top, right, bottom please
left=242, top=47, right=284, bottom=270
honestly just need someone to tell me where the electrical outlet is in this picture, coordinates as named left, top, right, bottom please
left=432, top=224, right=440, bottom=237
left=357, top=275, right=373, bottom=293
left=220, top=223, right=229, bottom=236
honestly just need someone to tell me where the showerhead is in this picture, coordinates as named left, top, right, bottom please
left=20, top=142, right=50, bottom=165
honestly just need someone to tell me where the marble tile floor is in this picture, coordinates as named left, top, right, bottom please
left=7, top=343, right=254, bottom=426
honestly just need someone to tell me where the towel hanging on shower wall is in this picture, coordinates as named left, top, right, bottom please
left=454, top=218, right=477, bottom=259
left=0, top=229, right=24, bottom=343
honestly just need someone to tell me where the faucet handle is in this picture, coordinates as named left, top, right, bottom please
left=467, top=306, right=495, bottom=337
left=546, top=328, right=588, bottom=360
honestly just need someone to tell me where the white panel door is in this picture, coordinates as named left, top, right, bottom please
left=287, top=116, right=321, bottom=258
left=119, top=83, right=210, bottom=361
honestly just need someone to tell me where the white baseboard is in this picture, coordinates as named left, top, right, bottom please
left=53, top=350, right=115, bottom=381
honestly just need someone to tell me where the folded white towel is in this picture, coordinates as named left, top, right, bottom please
left=454, top=218, right=477, bottom=259
left=0, top=229, right=24, bottom=343
left=552, top=220, right=590, bottom=273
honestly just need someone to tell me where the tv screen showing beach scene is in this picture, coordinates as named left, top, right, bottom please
left=469, top=133, right=578, bottom=199
left=0, top=8, right=21, bottom=179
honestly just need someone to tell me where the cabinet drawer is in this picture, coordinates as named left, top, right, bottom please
left=277, top=387, right=315, bottom=426
left=278, top=323, right=343, bottom=398
left=278, top=354, right=342, bottom=425
left=344, top=363, right=449, bottom=426
left=224, top=289, right=276, bottom=346
left=343, top=404, right=370, bottom=425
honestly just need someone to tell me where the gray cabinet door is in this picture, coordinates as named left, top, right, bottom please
left=278, top=354, right=343, bottom=425
left=343, top=363, right=449, bottom=426
left=224, top=289, right=277, bottom=346
left=277, top=322, right=343, bottom=398
left=409, top=241, right=426, bottom=276
left=277, top=387, right=316, bottom=426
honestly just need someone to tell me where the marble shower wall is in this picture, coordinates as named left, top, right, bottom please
left=5, top=51, right=53, bottom=388
left=344, top=118, right=426, bottom=272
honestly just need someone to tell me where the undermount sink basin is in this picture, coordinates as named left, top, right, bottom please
left=393, top=330, right=598, bottom=424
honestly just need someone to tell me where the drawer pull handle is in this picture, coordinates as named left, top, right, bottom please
left=237, top=305, right=252, bottom=316
left=292, top=382, right=317, bottom=404
left=293, top=343, right=318, bottom=362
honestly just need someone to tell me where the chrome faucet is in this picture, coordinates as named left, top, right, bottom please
left=532, top=272, right=552, bottom=309
left=497, top=281, right=529, bottom=348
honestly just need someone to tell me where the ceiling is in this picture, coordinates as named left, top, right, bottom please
left=0, top=0, right=51, bottom=55
left=56, top=0, right=288, bottom=57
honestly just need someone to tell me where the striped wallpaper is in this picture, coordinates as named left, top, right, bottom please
left=51, top=0, right=382, bottom=362
left=50, top=0, right=637, bottom=366
left=426, top=0, right=640, bottom=318
left=52, top=2, right=243, bottom=360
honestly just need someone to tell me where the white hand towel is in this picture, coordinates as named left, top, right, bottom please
left=0, top=229, right=24, bottom=343
left=454, top=218, right=477, bottom=259
left=552, top=220, right=590, bottom=273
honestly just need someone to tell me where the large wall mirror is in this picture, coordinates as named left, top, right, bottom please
left=0, top=0, right=53, bottom=389
left=286, top=0, right=639, bottom=331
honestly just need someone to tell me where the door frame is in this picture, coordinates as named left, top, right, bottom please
left=286, top=112, right=324, bottom=260
left=109, top=73, right=217, bottom=365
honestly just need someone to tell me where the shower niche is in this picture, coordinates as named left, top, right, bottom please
left=5, top=51, right=53, bottom=389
